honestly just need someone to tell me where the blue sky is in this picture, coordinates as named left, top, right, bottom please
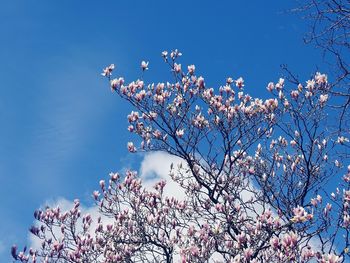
left=0, top=1, right=325, bottom=261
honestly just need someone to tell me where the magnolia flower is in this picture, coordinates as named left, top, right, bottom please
left=301, top=247, right=315, bottom=261
left=127, top=111, right=139, bottom=122
left=176, top=129, right=184, bottom=138
left=110, top=78, right=119, bottom=90
left=127, top=142, right=136, bottom=152
left=193, top=113, right=209, bottom=128
left=324, top=203, right=332, bottom=216
left=320, top=253, right=342, bottom=263
left=282, top=231, right=298, bottom=249
left=197, top=76, right=205, bottom=88
left=235, top=77, right=244, bottom=88
left=270, top=237, right=279, bottom=249
left=335, top=160, right=341, bottom=167
left=110, top=172, right=119, bottom=181
left=319, top=94, right=328, bottom=105
left=170, top=49, right=182, bottom=59
left=174, top=63, right=181, bottom=73
left=291, top=206, right=312, bottom=223
left=101, top=64, right=115, bottom=77
left=244, top=248, right=253, bottom=260
left=152, top=129, right=162, bottom=139
left=187, top=64, right=195, bottom=74
left=306, top=79, right=315, bottom=91
left=264, top=98, right=278, bottom=111
left=298, top=83, right=303, bottom=92
left=92, top=190, right=100, bottom=200
left=344, top=190, right=350, bottom=201
left=141, top=61, right=149, bottom=71
left=161, top=50, right=168, bottom=57
left=226, top=77, right=234, bottom=84
left=310, top=197, right=319, bottom=206
left=315, top=72, right=328, bottom=84
left=305, top=91, right=312, bottom=98
left=337, top=136, right=349, bottom=144
left=127, top=125, right=134, bottom=132
left=267, top=82, right=274, bottom=92
left=110, top=77, right=124, bottom=91
left=290, top=90, right=299, bottom=100
left=275, top=78, right=285, bottom=90
left=99, top=180, right=105, bottom=189
left=283, top=99, right=290, bottom=108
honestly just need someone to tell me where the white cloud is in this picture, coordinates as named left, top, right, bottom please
left=139, top=151, right=186, bottom=200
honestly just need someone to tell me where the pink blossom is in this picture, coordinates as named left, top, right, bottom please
left=244, top=248, right=253, bottom=260
left=127, top=142, right=136, bottom=152
left=291, top=206, right=312, bottom=223
left=174, top=63, right=181, bottom=73
left=176, top=129, right=184, bottom=138
left=320, top=253, right=342, bottom=263
left=170, top=49, right=182, bottom=59
left=101, top=64, right=115, bottom=77
left=99, top=180, right=105, bottom=189
left=226, top=77, right=234, bottom=84
left=185, top=64, right=195, bottom=75
left=235, top=77, right=244, bottom=88
left=282, top=231, right=298, bottom=249
left=92, top=191, right=100, bottom=200
left=306, top=79, right=315, bottom=91
left=324, top=203, right=332, bottom=216
left=161, top=50, right=168, bottom=57
left=315, top=72, right=328, bottom=84
left=267, top=82, right=274, bottom=92
left=275, top=78, right=284, bottom=90
left=141, top=61, right=149, bottom=71
left=290, top=90, right=299, bottom=100
left=298, top=83, right=303, bottom=91
left=319, top=94, right=328, bottom=106
left=197, top=76, right=205, bottom=88
left=337, top=136, right=349, bottom=144
left=127, top=111, right=139, bottom=122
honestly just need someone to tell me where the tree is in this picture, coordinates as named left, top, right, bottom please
left=12, top=50, right=350, bottom=262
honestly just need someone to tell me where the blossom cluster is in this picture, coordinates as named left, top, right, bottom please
left=12, top=50, right=350, bottom=262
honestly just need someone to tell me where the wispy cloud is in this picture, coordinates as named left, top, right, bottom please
left=139, top=151, right=186, bottom=199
